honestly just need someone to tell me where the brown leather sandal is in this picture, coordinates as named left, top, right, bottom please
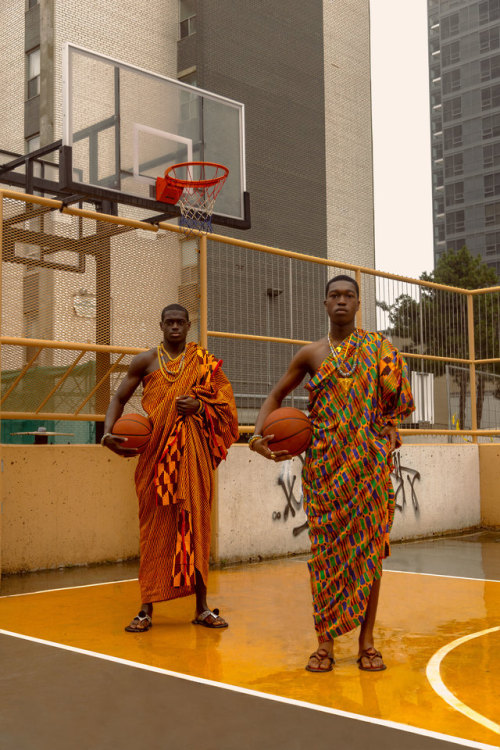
left=357, top=648, right=386, bottom=671
left=305, top=648, right=335, bottom=673
left=124, top=610, right=153, bottom=633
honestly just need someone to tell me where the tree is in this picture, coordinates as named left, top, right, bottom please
left=379, top=247, right=499, bottom=430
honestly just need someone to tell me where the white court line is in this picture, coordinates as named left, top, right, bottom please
left=1, top=567, right=498, bottom=599
left=0, top=628, right=497, bottom=750
left=426, top=627, right=500, bottom=736
left=384, top=569, right=500, bottom=584
left=0, top=577, right=138, bottom=598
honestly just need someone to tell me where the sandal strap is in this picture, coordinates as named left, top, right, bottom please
left=309, top=649, right=333, bottom=662
left=197, top=609, right=221, bottom=621
left=136, top=611, right=152, bottom=623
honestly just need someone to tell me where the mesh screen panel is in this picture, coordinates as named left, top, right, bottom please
left=1, top=195, right=198, bottom=431
left=2, top=193, right=500, bottom=440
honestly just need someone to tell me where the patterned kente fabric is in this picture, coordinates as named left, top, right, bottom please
left=302, top=329, right=414, bottom=641
left=134, top=342, right=239, bottom=603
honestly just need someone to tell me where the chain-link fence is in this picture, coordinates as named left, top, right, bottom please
left=2, top=190, right=500, bottom=443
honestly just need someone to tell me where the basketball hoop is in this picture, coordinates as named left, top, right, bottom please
left=156, top=161, right=229, bottom=234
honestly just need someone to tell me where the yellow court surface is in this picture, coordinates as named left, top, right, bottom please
left=0, top=553, right=499, bottom=749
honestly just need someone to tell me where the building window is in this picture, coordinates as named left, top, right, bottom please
left=447, top=238, right=466, bottom=251
left=434, top=195, right=445, bottom=214
left=480, top=27, right=500, bottom=53
left=433, top=168, right=444, bottom=188
left=485, top=231, right=500, bottom=253
left=27, top=47, right=40, bottom=99
left=26, top=134, right=40, bottom=153
left=484, top=142, right=500, bottom=168
left=479, top=0, right=500, bottom=25
left=443, top=68, right=461, bottom=93
left=442, top=41, right=460, bottom=66
left=444, top=124, right=462, bottom=148
left=443, top=96, right=462, bottom=121
left=435, top=223, right=445, bottom=242
left=446, top=210, right=465, bottom=234
left=481, top=84, right=500, bottom=110
left=482, top=113, right=500, bottom=138
left=485, top=201, right=500, bottom=225
left=484, top=172, right=500, bottom=196
left=433, top=143, right=443, bottom=161
left=445, top=153, right=463, bottom=177
left=441, top=13, right=459, bottom=40
left=481, top=54, right=500, bottom=82
left=179, top=0, right=196, bottom=39
left=445, top=181, right=464, bottom=206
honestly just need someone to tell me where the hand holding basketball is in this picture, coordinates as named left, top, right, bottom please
left=251, top=407, right=313, bottom=461
left=104, top=413, right=152, bottom=457
left=250, top=434, right=292, bottom=462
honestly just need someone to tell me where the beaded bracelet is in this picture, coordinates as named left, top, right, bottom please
left=248, top=434, right=263, bottom=449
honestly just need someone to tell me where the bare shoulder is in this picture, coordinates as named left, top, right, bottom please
left=295, top=337, right=329, bottom=375
left=129, top=347, right=157, bottom=376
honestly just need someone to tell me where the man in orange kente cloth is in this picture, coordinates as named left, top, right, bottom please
left=250, top=276, right=414, bottom=672
left=102, top=304, right=239, bottom=632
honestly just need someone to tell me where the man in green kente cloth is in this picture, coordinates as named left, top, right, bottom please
left=250, top=275, right=414, bottom=673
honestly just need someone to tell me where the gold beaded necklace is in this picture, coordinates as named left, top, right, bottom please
left=157, top=343, right=186, bottom=381
left=327, top=330, right=360, bottom=377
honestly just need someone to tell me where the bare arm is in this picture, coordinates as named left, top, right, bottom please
left=102, top=351, right=151, bottom=456
left=251, top=346, right=312, bottom=461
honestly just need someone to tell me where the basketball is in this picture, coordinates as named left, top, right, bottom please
left=112, top=413, right=152, bottom=453
left=262, top=407, right=313, bottom=457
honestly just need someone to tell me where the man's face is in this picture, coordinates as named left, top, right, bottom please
left=160, top=311, right=190, bottom=344
left=324, top=281, right=360, bottom=325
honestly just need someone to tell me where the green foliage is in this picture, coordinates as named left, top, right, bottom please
left=422, top=245, right=498, bottom=290
left=378, top=246, right=500, bottom=428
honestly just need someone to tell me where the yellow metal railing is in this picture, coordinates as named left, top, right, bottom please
left=1, top=189, right=500, bottom=439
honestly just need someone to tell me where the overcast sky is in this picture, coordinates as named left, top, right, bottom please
left=370, top=0, right=434, bottom=280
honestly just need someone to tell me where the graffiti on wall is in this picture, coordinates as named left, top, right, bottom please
left=272, top=457, right=308, bottom=536
left=391, top=451, right=421, bottom=514
left=273, top=451, right=422, bottom=536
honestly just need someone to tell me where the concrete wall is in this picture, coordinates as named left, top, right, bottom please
left=1, top=445, right=138, bottom=574
left=479, top=443, right=500, bottom=527
left=1, top=441, right=494, bottom=576
left=217, top=443, right=482, bottom=563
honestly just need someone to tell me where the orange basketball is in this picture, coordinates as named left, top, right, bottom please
left=112, top=413, right=152, bottom=453
left=262, top=407, right=312, bottom=457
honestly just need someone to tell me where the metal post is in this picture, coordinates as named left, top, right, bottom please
left=467, top=293, right=478, bottom=442
left=94, top=201, right=113, bottom=442
left=199, top=234, right=208, bottom=348
left=355, top=268, right=363, bottom=328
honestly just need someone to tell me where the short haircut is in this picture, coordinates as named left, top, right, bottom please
left=161, top=304, right=190, bottom=321
left=325, top=274, right=359, bottom=298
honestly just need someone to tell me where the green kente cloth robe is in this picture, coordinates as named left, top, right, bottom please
left=302, top=329, right=415, bottom=640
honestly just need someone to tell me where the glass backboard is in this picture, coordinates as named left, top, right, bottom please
left=62, top=43, right=248, bottom=227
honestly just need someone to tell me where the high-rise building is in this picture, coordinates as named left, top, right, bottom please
left=428, top=0, right=500, bottom=278
left=0, top=0, right=375, bottom=426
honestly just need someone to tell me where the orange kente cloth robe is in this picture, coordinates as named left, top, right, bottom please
left=134, top=343, right=239, bottom=604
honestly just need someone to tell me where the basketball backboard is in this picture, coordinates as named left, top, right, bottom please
left=61, top=43, right=249, bottom=228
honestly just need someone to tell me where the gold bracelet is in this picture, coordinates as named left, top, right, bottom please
left=248, top=434, right=262, bottom=449
left=196, top=400, right=204, bottom=414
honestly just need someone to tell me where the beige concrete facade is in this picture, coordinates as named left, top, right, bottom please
left=323, top=0, right=374, bottom=270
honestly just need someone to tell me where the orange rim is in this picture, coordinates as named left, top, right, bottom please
left=164, top=161, right=229, bottom=188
